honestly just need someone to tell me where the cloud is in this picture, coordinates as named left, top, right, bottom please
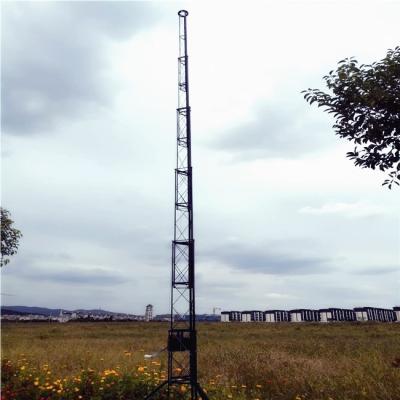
left=203, top=241, right=333, bottom=275
left=209, top=98, right=335, bottom=160
left=354, top=266, right=399, bottom=275
left=1, top=1, right=162, bottom=134
left=1, top=249, right=129, bottom=286
left=264, top=292, right=296, bottom=299
left=299, top=202, right=385, bottom=218
left=26, top=267, right=125, bottom=285
left=3, top=257, right=126, bottom=286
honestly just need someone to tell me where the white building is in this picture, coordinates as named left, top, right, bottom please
left=264, top=312, right=275, bottom=323
left=220, top=311, right=230, bottom=322
left=145, top=304, right=153, bottom=321
left=290, top=311, right=303, bottom=322
left=394, top=307, right=400, bottom=322
left=221, top=311, right=242, bottom=322
left=241, top=311, right=252, bottom=322
left=289, top=309, right=320, bottom=322
left=240, top=310, right=263, bottom=322
left=264, top=310, right=289, bottom=322
left=319, top=308, right=356, bottom=322
left=354, top=307, right=396, bottom=322
left=58, top=310, right=70, bottom=323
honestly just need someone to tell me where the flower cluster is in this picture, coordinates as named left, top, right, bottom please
left=1, top=356, right=164, bottom=400
left=2, top=355, right=314, bottom=400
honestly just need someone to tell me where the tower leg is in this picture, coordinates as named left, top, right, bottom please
left=143, top=380, right=168, bottom=400
left=143, top=380, right=209, bottom=400
left=195, top=382, right=210, bottom=400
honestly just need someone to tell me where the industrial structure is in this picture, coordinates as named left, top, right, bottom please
left=145, top=10, right=208, bottom=400
left=221, top=306, right=400, bottom=323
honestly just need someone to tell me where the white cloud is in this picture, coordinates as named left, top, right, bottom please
left=264, top=293, right=296, bottom=300
left=299, top=202, right=386, bottom=218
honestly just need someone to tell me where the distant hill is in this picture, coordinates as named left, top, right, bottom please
left=1, top=306, right=59, bottom=316
left=1, top=308, right=31, bottom=316
left=1, top=306, right=127, bottom=317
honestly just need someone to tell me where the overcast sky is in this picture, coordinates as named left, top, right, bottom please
left=1, top=1, right=399, bottom=315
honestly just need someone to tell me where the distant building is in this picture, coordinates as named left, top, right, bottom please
left=220, top=311, right=241, bottom=322
left=145, top=304, right=153, bottom=321
left=289, top=309, right=320, bottom=322
left=353, top=307, right=396, bottom=322
left=264, top=310, right=289, bottom=322
left=221, top=311, right=230, bottom=322
left=58, top=310, right=70, bottom=323
left=241, top=311, right=252, bottom=322
left=218, top=305, right=399, bottom=324
left=319, top=308, right=356, bottom=322
left=394, top=306, right=400, bottom=322
left=240, top=310, right=264, bottom=322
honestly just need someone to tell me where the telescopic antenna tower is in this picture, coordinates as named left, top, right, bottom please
left=144, top=10, right=209, bottom=400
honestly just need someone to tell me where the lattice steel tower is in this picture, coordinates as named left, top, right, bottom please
left=144, top=10, right=209, bottom=400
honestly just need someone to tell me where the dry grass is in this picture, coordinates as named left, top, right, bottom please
left=2, top=321, right=400, bottom=399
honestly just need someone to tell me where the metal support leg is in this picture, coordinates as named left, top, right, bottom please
left=143, top=380, right=168, bottom=400
left=195, top=383, right=210, bottom=400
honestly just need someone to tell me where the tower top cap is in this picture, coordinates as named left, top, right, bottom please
left=178, top=10, right=188, bottom=17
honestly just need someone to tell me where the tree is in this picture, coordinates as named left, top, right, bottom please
left=303, top=46, right=400, bottom=188
left=1, top=207, right=22, bottom=267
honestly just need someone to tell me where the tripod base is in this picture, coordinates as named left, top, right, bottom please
left=144, top=380, right=209, bottom=400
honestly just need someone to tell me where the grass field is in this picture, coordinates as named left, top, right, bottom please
left=2, top=322, right=400, bottom=399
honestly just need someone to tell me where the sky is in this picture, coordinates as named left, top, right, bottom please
left=1, top=0, right=399, bottom=315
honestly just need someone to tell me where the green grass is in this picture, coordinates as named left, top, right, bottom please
left=2, top=322, right=400, bottom=399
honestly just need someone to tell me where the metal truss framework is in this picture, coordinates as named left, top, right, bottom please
left=144, top=10, right=208, bottom=400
